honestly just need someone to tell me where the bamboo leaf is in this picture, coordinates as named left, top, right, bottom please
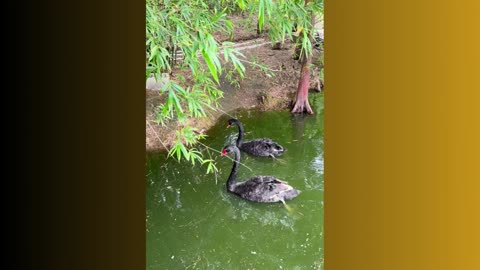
left=201, top=49, right=219, bottom=83
left=206, top=163, right=212, bottom=174
left=238, top=0, right=245, bottom=10
left=258, top=0, right=265, bottom=32
left=179, top=144, right=189, bottom=161
left=169, top=88, right=183, bottom=114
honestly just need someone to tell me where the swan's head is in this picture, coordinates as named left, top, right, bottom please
left=221, top=144, right=238, bottom=156
left=226, top=118, right=239, bottom=128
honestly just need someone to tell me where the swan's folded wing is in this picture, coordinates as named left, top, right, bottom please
left=236, top=176, right=298, bottom=202
left=256, top=176, right=290, bottom=186
left=260, top=140, right=284, bottom=152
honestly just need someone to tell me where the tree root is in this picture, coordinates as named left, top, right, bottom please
left=291, top=98, right=314, bottom=114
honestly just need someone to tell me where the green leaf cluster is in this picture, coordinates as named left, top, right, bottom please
left=147, top=0, right=250, bottom=172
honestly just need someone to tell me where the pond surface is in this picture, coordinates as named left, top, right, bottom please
left=146, top=93, right=324, bottom=269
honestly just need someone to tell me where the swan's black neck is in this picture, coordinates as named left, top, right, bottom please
left=227, top=147, right=240, bottom=192
left=234, top=121, right=244, bottom=146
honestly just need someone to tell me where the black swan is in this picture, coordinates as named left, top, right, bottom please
left=227, top=118, right=285, bottom=157
left=221, top=145, right=300, bottom=203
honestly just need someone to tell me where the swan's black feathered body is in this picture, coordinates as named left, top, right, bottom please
left=227, top=118, right=285, bottom=157
left=238, top=138, right=285, bottom=157
left=231, top=175, right=300, bottom=203
left=221, top=145, right=300, bottom=203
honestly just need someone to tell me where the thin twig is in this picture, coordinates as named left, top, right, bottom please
left=147, top=112, right=254, bottom=172
left=151, top=120, right=252, bottom=172
left=196, top=141, right=253, bottom=172
left=146, top=120, right=169, bottom=151
left=238, top=59, right=281, bottom=72
left=213, top=107, right=237, bottom=119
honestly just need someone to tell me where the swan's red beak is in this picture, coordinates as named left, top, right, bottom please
left=226, top=124, right=230, bottom=128
left=221, top=149, right=227, bottom=156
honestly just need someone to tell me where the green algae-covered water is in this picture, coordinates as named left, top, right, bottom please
left=146, top=93, right=324, bottom=269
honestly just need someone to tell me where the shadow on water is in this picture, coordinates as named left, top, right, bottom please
left=146, top=92, right=324, bottom=269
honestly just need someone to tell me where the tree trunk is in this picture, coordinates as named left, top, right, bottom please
left=291, top=55, right=314, bottom=114
left=291, top=1, right=315, bottom=114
